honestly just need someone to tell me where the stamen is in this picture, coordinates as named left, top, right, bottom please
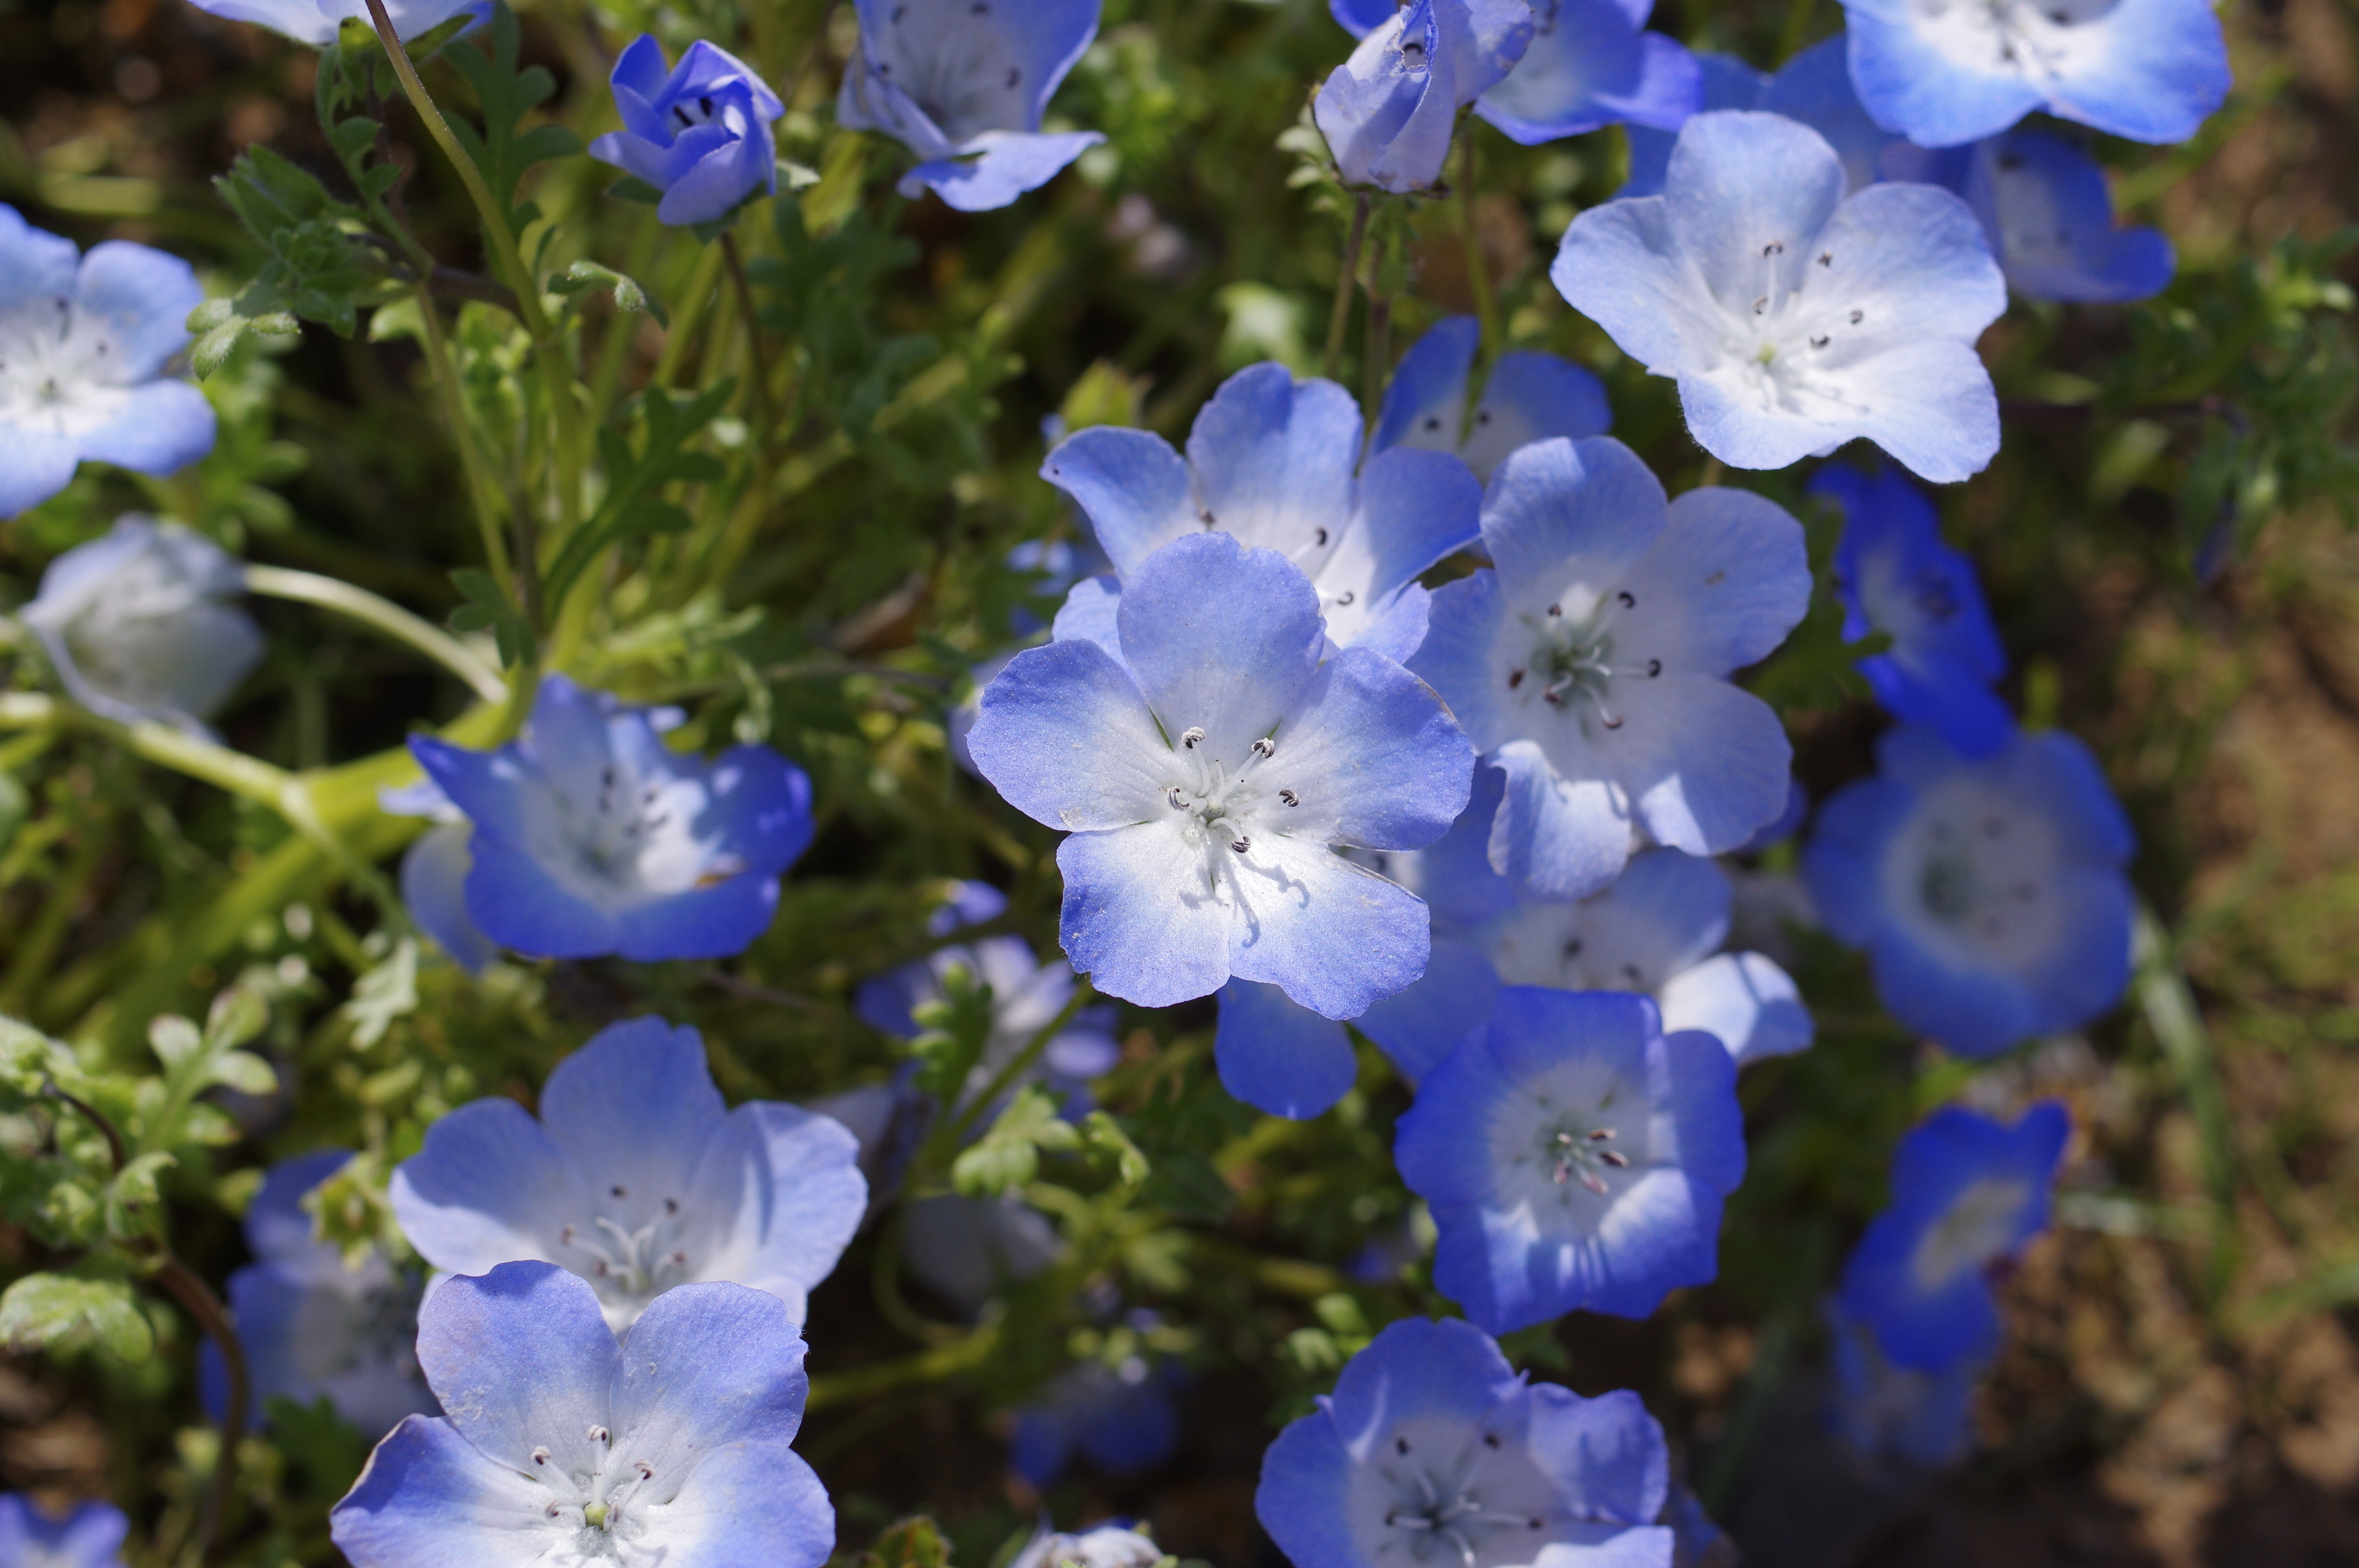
left=1230, top=836, right=1250, bottom=854
left=532, top=1446, right=551, bottom=1465
left=1314, top=528, right=1328, bottom=546
left=588, top=1425, right=610, bottom=1445
left=1508, top=669, right=1525, bottom=688
left=1181, top=726, right=1205, bottom=750
left=1252, top=737, right=1274, bottom=758
left=1616, top=590, right=1636, bottom=608
left=1166, top=786, right=1188, bottom=810
left=1599, top=1150, right=1628, bottom=1168
left=1278, top=789, right=1299, bottom=806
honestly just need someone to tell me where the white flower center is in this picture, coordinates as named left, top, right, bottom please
left=1909, top=1176, right=2033, bottom=1291
left=1160, top=727, right=1298, bottom=895
left=527, top=761, right=739, bottom=911
left=1888, top=779, right=2065, bottom=968
left=0, top=295, right=133, bottom=438
left=1910, top=0, right=2117, bottom=83
left=1487, top=1060, right=1656, bottom=1223
left=525, top=1421, right=665, bottom=1564
left=1500, top=590, right=1660, bottom=740
left=1715, top=241, right=1888, bottom=422
left=1345, top=1412, right=1632, bottom=1568
left=1485, top=899, right=1672, bottom=995
left=865, top=0, right=1032, bottom=142
left=555, top=1189, right=696, bottom=1321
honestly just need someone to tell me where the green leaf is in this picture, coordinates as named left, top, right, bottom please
left=342, top=936, right=419, bottom=1048
left=539, top=382, right=737, bottom=614
left=440, top=3, right=585, bottom=236
left=0, top=1271, right=154, bottom=1363
left=951, top=1087, right=1080, bottom=1197
left=448, top=568, right=537, bottom=670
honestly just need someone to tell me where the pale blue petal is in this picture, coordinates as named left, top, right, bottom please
left=403, top=824, right=500, bottom=974
left=0, top=425, right=81, bottom=517
left=1214, top=978, right=1358, bottom=1118
left=2043, top=0, right=2229, bottom=143
left=608, top=1281, right=808, bottom=1459
left=0, top=205, right=82, bottom=309
left=1759, top=34, right=1896, bottom=193
left=1618, top=52, right=1767, bottom=199
left=903, top=131, right=1103, bottom=211
left=1372, top=316, right=1479, bottom=456
left=1322, top=446, right=1484, bottom=628
left=1411, top=568, right=1512, bottom=751
left=1658, top=951, right=1813, bottom=1064
left=1843, top=10, right=2048, bottom=147
left=1967, top=129, right=2174, bottom=303
left=329, top=1414, right=554, bottom=1568
left=685, top=1102, right=866, bottom=1326
left=968, top=638, right=1169, bottom=831
left=412, top=1262, right=618, bottom=1475
left=1605, top=672, right=1794, bottom=857
left=1041, top=427, right=1197, bottom=579
left=1663, top=112, right=1847, bottom=310
left=1355, top=936, right=1500, bottom=1082
left=1266, top=645, right=1473, bottom=851
left=1550, top=196, right=1738, bottom=382
left=75, top=240, right=202, bottom=378
left=390, top=1100, right=587, bottom=1278
left=1479, top=437, right=1669, bottom=611
left=1056, top=825, right=1235, bottom=1007
left=1488, top=738, right=1632, bottom=902
left=1225, top=834, right=1433, bottom=1020
left=1184, top=365, right=1362, bottom=562
left=1613, top=486, right=1812, bottom=675
left=1526, top=1385, right=1670, bottom=1531
left=1478, top=0, right=1701, bottom=142
left=536, top=1018, right=726, bottom=1220
left=1457, top=350, right=1614, bottom=479
left=1116, top=531, right=1325, bottom=762
left=75, top=381, right=218, bottom=479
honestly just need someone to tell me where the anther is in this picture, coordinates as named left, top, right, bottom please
left=611, top=1184, right=627, bottom=1198
left=1166, top=786, right=1188, bottom=810
left=1336, top=590, right=1354, bottom=606
left=1599, top=1150, right=1629, bottom=1168
left=1849, top=309, right=1864, bottom=325
left=1616, top=590, right=1635, bottom=608
left=1230, top=836, right=1250, bottom=854
left=1509, top=669, right=1525, bottom=688
left=1483, top=1433, right=1501, bottom=1449
left=1314, top=528, right=1329, bottom=546
left=1589, top=1128, right=1614, bottom=1140
left=1818, top=252, right=1833, bottom=267
left=1278, top=789, right=1299, bottom=807
left=1528, top=1518, right=1544, bottom=1530
left=634, top=1460, right=654, bottom=1479
left=588, top=1425, right=610, bottom=1444
left=1547, top=603, right=1561, bottom=617
left=1752, top=296, right=1768, bottom=314
left=1396, top=1437, right=1410, bottom=1455
left=1005, top=67, right=1020, bottom=88
left=1810, top=335, right=1829, bottom=348
left=1646, top=659, right=1661, bottom=677
left=532, top=1446, right=551, bottom=1465
left=1762, top=242, right=1783, bottom=256
left=560, top=1225, right=576, bottom=1244
left=1581, top=1172, right=1608, bottom=1195
left=1182, top=726, right=1205, bottom=749
left=663, top=1198, right=679, bottom=1215
left=546, top=1502, right=564, bottom=1519
left=1252, top=737, right=1274, bottom=758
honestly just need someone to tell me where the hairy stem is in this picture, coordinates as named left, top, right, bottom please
left=1322, top=193, right=1373, bottom=382
left=246, top=566, right=507, bottom=703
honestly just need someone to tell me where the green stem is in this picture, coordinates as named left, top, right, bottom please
left=934, top=981, right=1096, bottom=1159
left=245, top=565, right=507, bottom=703
left=1459, top=132, right=1500, bottom=365
left=149, top=1253, right=248, bottom=1565
left=0, top=810, right=107, bottom=1018
left=363, top=0, right=586, bottom=541
left=1321, top=194, right=1372, bottom=382
left=411, top=289, right=522, bottom=604
left=1362, top=290, right=1392, bottom=423
left=804, top=1323, right=996, bottom=1413
left=718, top=230, right=778, bottom=439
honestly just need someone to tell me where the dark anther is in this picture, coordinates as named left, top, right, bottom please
left=1509, top=669, right=1525, bottom=688
left=1006, top=67, right=1020, bottom=88
left=1424, top=416, right=1443, bottom=431
left=1752, top=296, right=1769, bottom=314
left=1528, top=1518, right=1544, bottom=1530
left=1314, top=527, right=1329, bottom=545
left=1337, top=590, right=1354, bottom=605
left=1543, top=690, right=1563, bottom=704
left=1810, top=334, right=1830, bottom=348
left=1183, top=726, right=1205, bottom=749
left=533, top=1447, right=551, bottom=1465
left=1279, top=789, right=1299, bottom=806
left=1199, top=507, right=1216, bottom=524
left=611, top=1184, right=628, bottom=1198
left=663, top=1198, right=680, bottom=1215
left=1599, top=1149, right=1628, bottom=1167
left=1395, top=1436, right=1410, bottom=1455
left=1475, top=409, right=1491, bottom=424
left=1230, top=837, right=1250, bottom=854
left=1763, top=241, right=1783, bottom=256
left=1849, top=309, right=1864, bottom=324
left=1818, top=251, right=1833, bottom=267
left=1563, top=938, right=1583, bottom=957
left=1253, top=737, right=1274, bottom=757
left=1547, top=603, right=1562, bottom=617
left=1483, top=1434, right=1501, bottom=1449
left=1616, top=590, right=1635, bottom=608
left=892, top=4, right=905, bottom=18
left=1588, top=1127, right=1613, bottom=1140
left=1621, top=964, right=1642, bottom=984
left=1999, top=152, right=2025, bottom=171
left=1646, top=659, right=1661, bottom=677
left=635, top=1461, right=654, bottom=1479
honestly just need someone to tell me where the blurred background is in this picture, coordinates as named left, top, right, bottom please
left=1, top=0, right=2356, bottom=1563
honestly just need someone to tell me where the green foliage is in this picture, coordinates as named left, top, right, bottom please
left=0, top=1267, right=154, bottom=1363
left=211, top=146, right=383, bottom=338
left=439, top=4, right=586, bottom=238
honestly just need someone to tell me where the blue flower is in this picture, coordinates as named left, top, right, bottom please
left=1823, top=1300, right=1981, bottom=1468
left=1011, top=1523, right=1167, bottom=1568
left=409, top=674, right=814, bottom=963
left=1815, top=462, right=2013, bottom=758
left=837, top=0, right=1105, bottom=212
left=1935, top=127, right=2175, bottom=303
left=1043, top=363, right=1484, bottom=664
left=967, top=530, right=1474, bottom=1020
left=1011, top=1357, right=1183, bottom=1488
left=378, top=777, right=501, bottom=974
left=1835, top=1101, right=2069, bottom=1370
left=1255, top=1316, right=1673, bottom=1568
left=1331, top=0, right=1700, bottom=147
left=0, top=1495, right=127, bottom=1568
left=1803, top=724, right=2135, bottom=1057
left=20, top=517, right=263, bottom=735
left=590, top=38, right=786, bottom=228
left=391, top=1016, right=867, bottom=1333
left=1840, top=0, right=2229, bottom=148
left=213, top=1150, right=437, bottom=1438
left=177, top=0, right=485, bottom=45
left=0, top=209, right=213, bottom=519
left=1316, top=0, right=1535, bottom=192
left=329, top=1261, right=832, bottom=1568
left=1410, top=437, right=1809, bottom=903
left=1396, top=988, right=1747, bottom=1330
left=856, top=880, right=1121, bottom=1113
left=1617, top=53, right=1768, bottom=198
left=1370, top=315, right=1612, bottom=482
left=1551, top=111, right=2006, bottom=482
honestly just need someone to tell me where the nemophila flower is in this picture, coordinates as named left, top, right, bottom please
left=590, top=38, right=786, bottom=229
left=0, top=1495, right=127, bottom=1568
left=409, top=674, right=814, bottom=963
left=1835, top=1101, right=2069, bottom=1370
left=378, top=777, right=500, bottom=974
left=20, top=516, right=263, bottom=735
left=967, top=530, right=1474, bottom=1020
left=1839, top=0, right=2230, bottom=147
left=1316, top=0, right=1535, bottom=192
left=1803, top=724, right=2135, bottom=1057
left=1551, top=112, right=2006, bottom=482
left=1255, top=1316, right=1673, bottom=1568
left=1943, top=127, right=2175, bottom=303
left=1012, top=1522, right=1165, bottom=1568
left=1043, top=363, right=1483, bottom=663
left=837, top=0, right=1104, bottom=212
left=1625, top=37, right=1892, bottom=199
left=1823, top=1301, right=1981, bottom=1469
left=1410, top=437, right=1809, bottom=903
left=1370, top=316, right=1612, bottom=483
left=329, top=1261, right=831, bottom=1568
left=212, top=1150, right=436, bottom=1438
left=1012, top=1358, right=1184, bottom=1488
left=1617, top=53, right=1767, bottom=199
left=0, top=207, right=211, bottom=519
left=177, top=0, right=485, bottom=46
left=1813, top=463, right=2012, bottom=758
left=390, top=1016, right=866, bottom=1334
left=1395, top=988, right=1746, bottom=1330
left=856, top=880, right=1120, bottom=1112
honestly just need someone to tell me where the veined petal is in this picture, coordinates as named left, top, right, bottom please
left=1056, top=825, right=1236, bottom=1007
left=1116, top=531, right=1325, bottom=762
left=413, top=1263, right=619, bottom=1477
left=1041, top=426, right=1197, bottom=579
left=969, top=639, right=1170, bottom=831
left=1225, top=834, right=1432, bottom=1020
left=329, top=1415, right=555, bottom=1568
left=609, top=1281, right=808, bottom=1468
left=1612, top=486, right=1811, bottom=676
left=1185, top=365, right=1362, bottom=565
left=1214, top=978, right=1359, bottom=1118
left=390, top=1098, right=588, bottom=1277
left=1269, top=646, right=1473, bottom=851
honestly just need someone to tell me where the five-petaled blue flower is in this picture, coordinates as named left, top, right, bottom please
left=1370, top=315, right=1612, bottom=482
left=590, top=38, right=787, bottom=228
left=856, top=879, right=1121, bottom=1114
left=1823, top=1299, right=1983, bottom=1469
left=1256, top=1316, right=1674, bottom=1568
left=837, top=0, right=1105, bottom=212
left=329, top=1261, right=832, bottom=1568
left=1316, top=0, right=1535, bottom=193
left=176, top=0, right=485, bottom=45
left=1410, top=437, right=1809, bottom=903
left=967, top=530, right=1474, bottom=1022
left=391, top=1016, right=867, bottom=1334
left=1395, top=988, right=1747, bottom=1330
left=212, top=1150, right=436, bottom=1439
left=1803, top=724, right=2135, bottom=1057
left=1816, top=462, right=2013, bottom=758
left=1552, top=111, right=2006, bottom=482
left=0, top=207, right=214, bottom=518
left=1332, top=0, right=1700, bottom=149
left=0, top=1494, right=128, bottom=1568
left=1840, top=0, right=2229, bottom=148
left=1043, top=362, right=1483, bottom=666
left=409, top=674, right=814, bottom=963
left=21, top=516, right=263, bottom=737
left=1835, top=1101, right=2069, bottom=1371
